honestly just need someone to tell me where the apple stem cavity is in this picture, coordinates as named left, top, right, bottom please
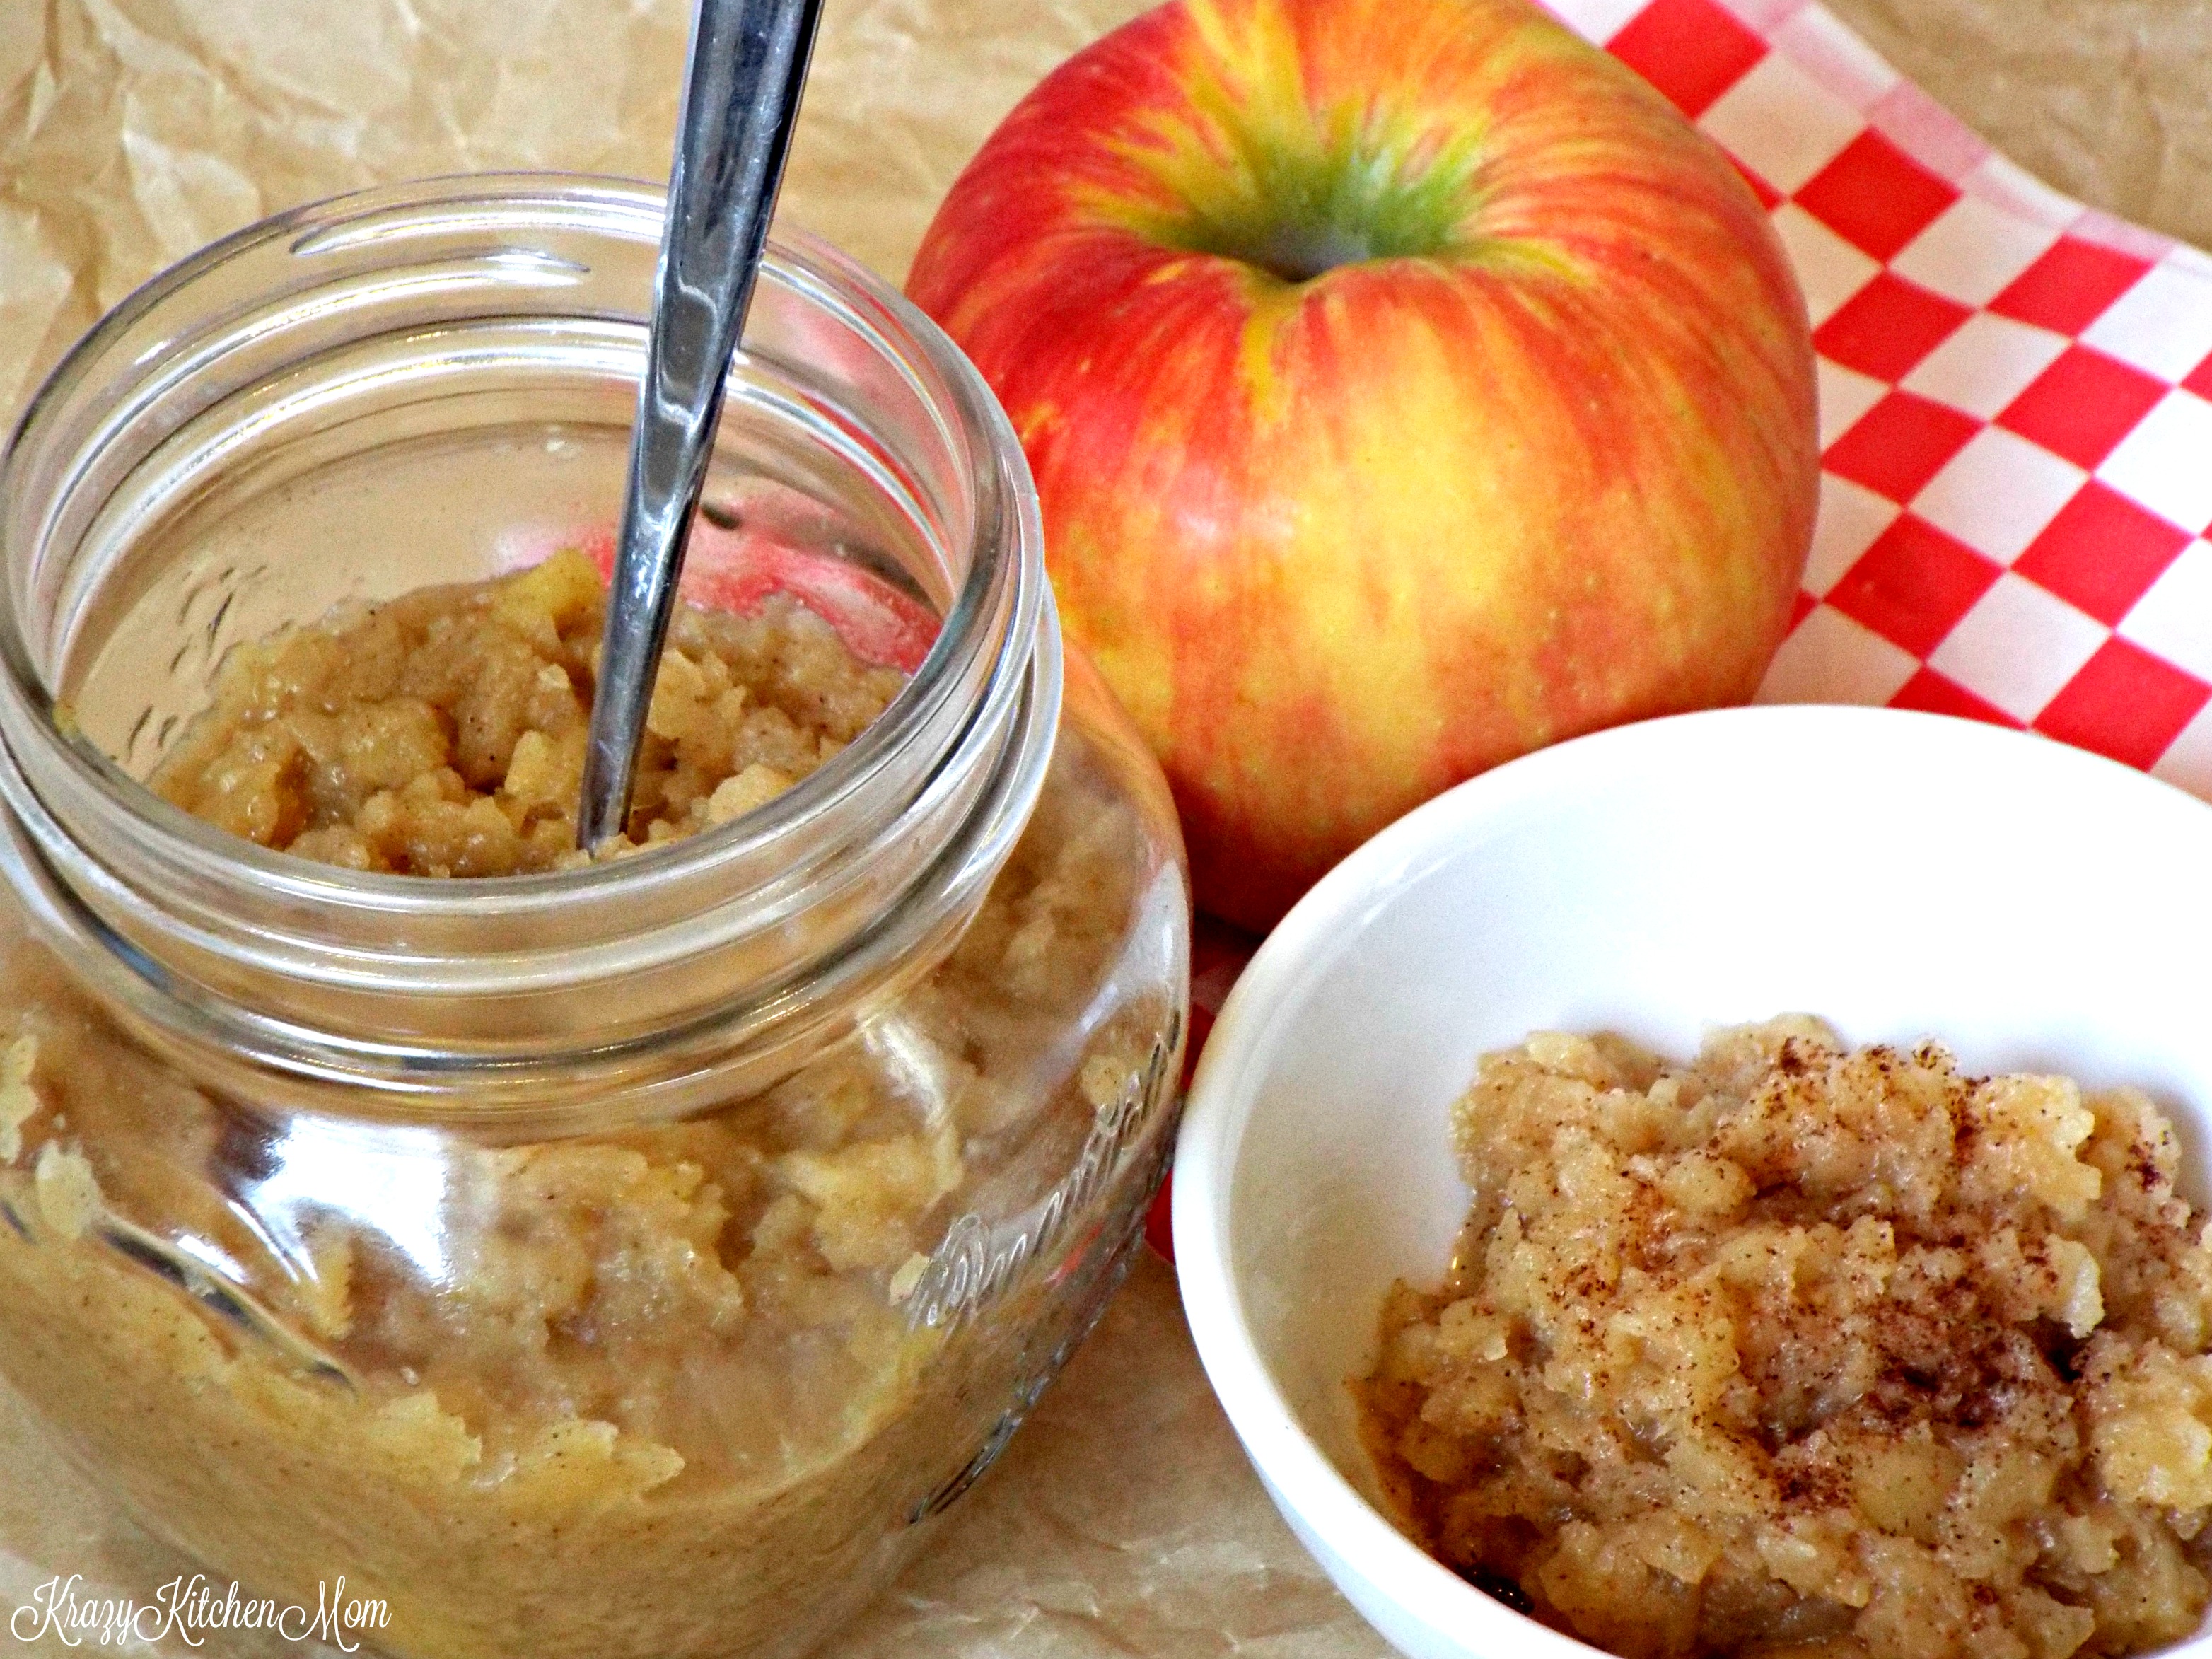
left=1137, top=110, right=1484, bottom=285
left=1235, top=219, right=1379, bottom=283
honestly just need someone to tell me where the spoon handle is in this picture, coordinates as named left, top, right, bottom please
left=578, top=0, right=826, bottom=850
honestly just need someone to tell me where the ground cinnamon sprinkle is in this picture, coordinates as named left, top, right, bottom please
left=1356, top=1018, right=2212, bottom=1659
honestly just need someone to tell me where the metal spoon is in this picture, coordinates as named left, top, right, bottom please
left=578, top=0, right=827, bottom=850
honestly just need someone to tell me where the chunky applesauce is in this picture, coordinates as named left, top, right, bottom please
left=149, top=546, right=904, bottom=869
left=1358, top=1019, right=2212, bottom=1659
left=0, top=551, right=1176, bottom=1659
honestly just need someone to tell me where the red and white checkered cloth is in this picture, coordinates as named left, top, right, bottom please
left=1144, top=1, right=2212, bottom=1255
left=1559, top=0, right=2212, bottom=779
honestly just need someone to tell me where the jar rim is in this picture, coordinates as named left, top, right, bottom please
left=0, top=173, right=1063, bottom=1119
left=0, top=173, right=1032, bottom=919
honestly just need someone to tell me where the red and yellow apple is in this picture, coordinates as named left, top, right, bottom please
left=908, top=0, right=1818, bottom=931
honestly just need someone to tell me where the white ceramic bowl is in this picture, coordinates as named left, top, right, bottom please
left=1172, top=704, right=2212, bottom=1659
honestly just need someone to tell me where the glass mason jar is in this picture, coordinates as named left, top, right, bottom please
left=0, top=177, right=1189, bottom=1659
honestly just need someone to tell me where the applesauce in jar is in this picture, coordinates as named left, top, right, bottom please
left=0, top=180, right=1189, bottom=1659
left=148, top=547, right=907, bottom=873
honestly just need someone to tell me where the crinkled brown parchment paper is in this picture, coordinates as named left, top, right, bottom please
left=4, top=0, right=2211, bottom=1652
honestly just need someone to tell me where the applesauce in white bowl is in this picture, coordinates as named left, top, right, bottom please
left=1172, top=704, right=2212, bottom=1659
